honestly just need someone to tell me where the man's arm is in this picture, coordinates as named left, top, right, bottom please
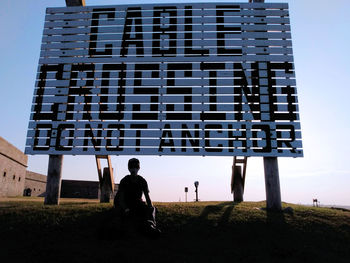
left=143, top=178, right=153, bottom=207
left=144, top=191, right=153, bottom=207
left=117, top=179, right=129, bottom=212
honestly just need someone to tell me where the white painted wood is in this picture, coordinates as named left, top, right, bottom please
left=25, top=147, right=303, bottom=157
left=40, top=48, right=294, bottom=58
left=45, top=9, right=289, bottom=20
left=38, top=55, right=294, bottom=65
left=27, top=120, right=302, bottom=130
left=26, top=128, right=302, bottom=140
left=47, top=3, right=288, bottom=14
left=44, top=21, right=291, bottom=32
left=32, top=95, right=298, bottom=105
left=34, top=78, right=296, bottom=88
left=30, top=102, right=299, bottom=113
left=43, top=26, right=292, bottom=39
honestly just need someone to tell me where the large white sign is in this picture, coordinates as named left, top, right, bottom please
left=26, top=2, right=303, bottom=157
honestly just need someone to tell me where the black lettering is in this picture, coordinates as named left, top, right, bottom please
left=130, top=124, right=148, bottom=152
left=181, top=124, right=200, bottom=152
left=120, top=7, right=144, bottom=57
left=33, top=124, right=52, bottom=151
left=132, top=64, right=159, bottom=120
left=152, top=7, right=177, bottom=56
left=184, top=6, right=209, bottom=56
left=99, top=63, right=126, bottom=120
left=276, top=124, right=296, bottom=153
left=106, top=124, right=124, bottom=151
left=158, top=124, right=175, bottom=152
left=204, top=124, right=223, bottom=152
left=55, top=124, right=74, bottom=151
left=201, top=63, right=226, bottom=120
left=89, top=8, right=115, bottom=57
left=228, top=124, right=247, bottom=152
left=34, top=64, right=64, bottom=121
left=252, top=124, right=271, bottom=153
left=166, top=63, right=193, bottom=120
left=267, top=62, right=297, bottom=121
left=67, top=64, right=95, bottom=120
left=83, top=124, right=103, bottom=151
left=216, top=5, right=242, bottom=56
left=234, top=62, right=261, bottom=121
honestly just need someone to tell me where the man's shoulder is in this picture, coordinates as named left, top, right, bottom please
left=120, top=175, right=131, bottom=183
left=137, top=175, right=147, bottom=183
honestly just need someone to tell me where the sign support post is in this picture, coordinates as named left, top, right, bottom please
left=264, top=157, right=282, bottom=210
left=231, top=157, right=247, bottom=202
left=44, top=0, right=86, bottom=205
left=249, top=0, right=282, bottom=211
left=44, top=155, right=63, bottom=205
left=95, top=155, right=115, bottom=203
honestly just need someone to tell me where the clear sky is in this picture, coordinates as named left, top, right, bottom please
left=1, top=0, right=349, bottom=205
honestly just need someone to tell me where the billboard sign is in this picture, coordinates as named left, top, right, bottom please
left=26, top=2, right=303, bottom=157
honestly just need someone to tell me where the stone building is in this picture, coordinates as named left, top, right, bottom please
left=24, top=171, right=47, bottom=197
left=61, top=179, right=118, bottom=199
left=1, top=136, right=118, bottom=199
left=24, top=172, right=118, bottom=199
left=0, top=137, right=28, bottom=197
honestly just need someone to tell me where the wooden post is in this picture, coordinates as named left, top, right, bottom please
left=232, top=166, right=244, bottom=202
left=100, top=167, right=113, bottom=203
left=249, top=0, right=282, bottom=211
left=264, top=157, right=282, bottom=210
left=231, top=157, right=247, bottom=202
left=44, top=155, right=63, bottom=205
left=44, top=0, right=86, bottom=205
left=96, top=155, right=115, bottom=203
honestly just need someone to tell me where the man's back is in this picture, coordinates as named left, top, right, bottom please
left=119, top=174, right=149, bottom=208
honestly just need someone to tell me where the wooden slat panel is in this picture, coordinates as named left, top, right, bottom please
left=45, top=10, right=290, bottom=21
left=35, top=78, right=296, bottom=87
left=27, top=121, right=302, bottom=130
left=39, top=55, right=294, bottom=64
left=25, top=137, right=302, bottom=148
left=27, top=2, right=302, bottom=157
left=46, top=3, right=288, bottom=13
left=25, top=147, right=302, bottom=157
left=26, top=128, right=302, bottom=139
left=44, top=21, right=291, bottom=32
left=31, top=103, right=299, bottom=113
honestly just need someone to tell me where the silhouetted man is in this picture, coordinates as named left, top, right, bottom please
left=114, top=158, right=160, bottom=237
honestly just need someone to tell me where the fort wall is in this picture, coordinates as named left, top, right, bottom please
left=0, top=137, right=27, bottom=197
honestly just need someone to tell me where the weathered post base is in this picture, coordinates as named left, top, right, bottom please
left=263, top=157, right=282, bottom=211
left=233, top=166, right=244, bottom=202
left=44, top=155, right=63, bottom=205
left=99, top=167, right=112, bottom=203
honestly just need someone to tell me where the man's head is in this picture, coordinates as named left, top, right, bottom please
left=128, top=158, right=140, bottom=176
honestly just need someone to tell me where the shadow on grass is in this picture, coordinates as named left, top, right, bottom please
left=199, top=201, right=238, bottom=226
left=266, top=209, right=286, bottom=225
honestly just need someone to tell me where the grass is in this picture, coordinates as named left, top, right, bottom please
left=0, top=197, right=349, bottom=263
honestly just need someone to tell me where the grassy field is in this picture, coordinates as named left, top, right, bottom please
left=0, top=197, right=349, bottom=263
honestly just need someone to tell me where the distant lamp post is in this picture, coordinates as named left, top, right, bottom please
left=194, top=181, right=199, bottom=202
left=185, top=187, right=188, bottom=202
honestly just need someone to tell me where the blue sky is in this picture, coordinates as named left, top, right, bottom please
left=1, top=0, right=349, bottom=205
